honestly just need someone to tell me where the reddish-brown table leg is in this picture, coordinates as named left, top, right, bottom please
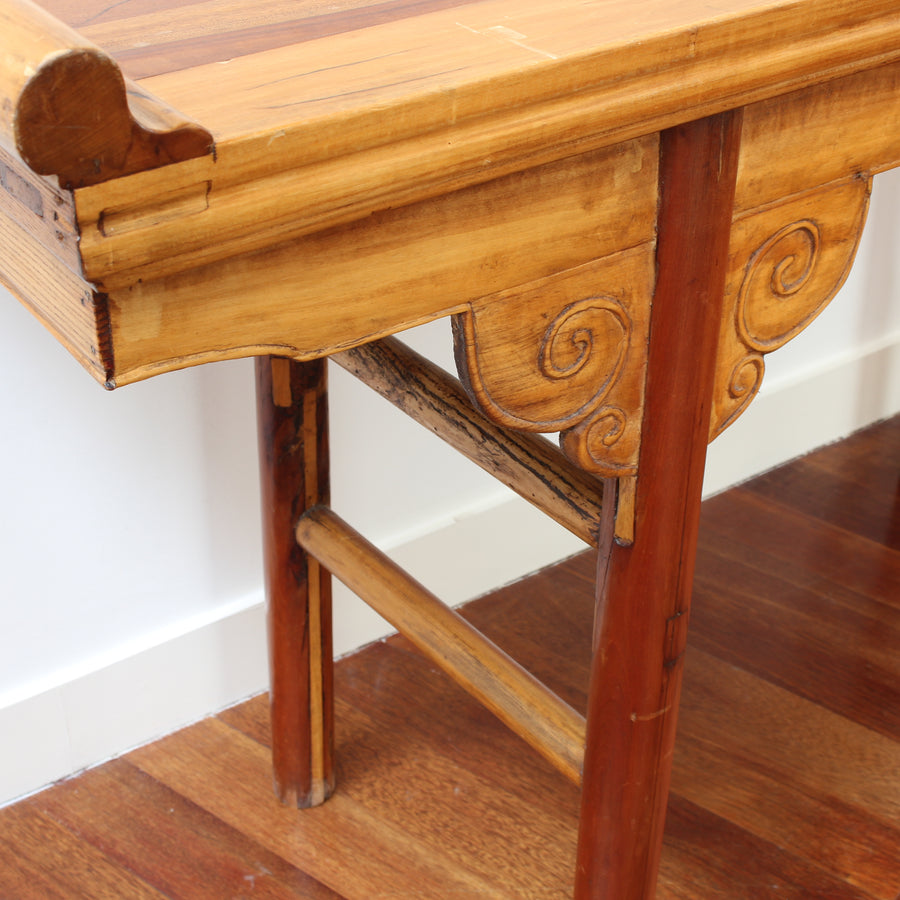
left=255, top=356, right=335, bottom=807
left=575, top=109, right=744, bottom=898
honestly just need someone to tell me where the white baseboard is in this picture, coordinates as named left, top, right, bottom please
left=0, top=495, right=586, bottom=808
left=704, top=333, right=900, bottom=496
left=0, top=600, right=270, bottom=809
left=2, top=334, right=897, bottom=808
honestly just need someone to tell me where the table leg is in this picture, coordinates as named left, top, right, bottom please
left=575, top=110, right=743, bottom=898
left=255, top=355, right=335, bottom=807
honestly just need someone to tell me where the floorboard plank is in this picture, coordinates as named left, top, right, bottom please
left=669, top=731, right=900, bottom=900
left=29, top=759, right=341, bottom=899
left=678, top=649, right=900, bottom=826
left=0, top=415, right=897, bottom=897
left=700, top=488, right=900, bottom=607
left=745, top=417, right=900, bottom=550
left=130, top=717, right=500, bottom=898
left=0, top=803, right=166, bottom=900
left=672, top=650, right=900, bottom=900
left=690, top=548, right=900, bottom=739
left=658, top=794, right=882, bottom=900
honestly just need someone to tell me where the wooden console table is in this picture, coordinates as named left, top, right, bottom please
left=2, top=1, right=898, bottom=896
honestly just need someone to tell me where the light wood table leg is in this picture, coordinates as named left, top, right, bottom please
left=255, top=356, right=335, bottom=808
left=575, top=110, right=743, bottom=898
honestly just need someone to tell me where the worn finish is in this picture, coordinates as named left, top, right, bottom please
left=455, top=243, right=655, bottom=477
left=334, top=336, right=606, bottom=545
left=712, top=177, right=872, bottom=437
left=87, top=140, right=657, bottom=390
left=0, top=0, right=212, bottom=188
left=0, top=143, right=113, bottom=383
left=0, top=0, right=895, bottom=403
left=256, top=357, right=334, bottom=808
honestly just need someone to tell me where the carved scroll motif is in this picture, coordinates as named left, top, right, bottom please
left=539, top=298, right=630, bottom=390
left=0, top=0, right=213, bottom=189
left=453, top=244, right=654, bottom=476
left=710, top=177, right=871, bottom=440
left=738, top=220, right=822, bottom=350
left=455, top=177, right=871, bottom=473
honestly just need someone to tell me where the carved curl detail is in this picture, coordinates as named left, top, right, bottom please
left=712, top=176, right=870, bottom=443
left=451, top=293, right=633, bottom=433
left=711, top=354, right=765, bottom=440
left=534, top=297, right=640, bottom=473
left=729, top=354, right=765, bottom=402
left=584, top=405, right=629, bottom=456
left=560, top=405, right=636, bottom=475
left=452, top=245, right=654, bottom=472
left=737, top=219, right=823, bottom=351
left=538, top=297, right=630, bottom=391
left=586, top=406, right=627, bottom=448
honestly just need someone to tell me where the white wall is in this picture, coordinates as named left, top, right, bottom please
left=2, top=168, right=899, bottom=807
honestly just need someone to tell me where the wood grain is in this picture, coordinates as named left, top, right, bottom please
left=711, top=176, right=872, bottom=437
left=295, top=506, right=587, bottom=784
left=0, top=150, right=113, bottom=384
left=0, top=416, right=897, bottom=899
left=326, top=695, right=579, bottom=896
left=0, top=0, right=211, bottom=188
left=255, top=357, right=334, bottom=807
left=334, top=335, right=606, bottom=545
left=658, top=793, right=880, bottom=900
left=93, top=142, right=656, bottom=386
left=455, top=244, right=655, bottom=476
left=66, top=0, right=488, bottom=80
left=691, top=519, right=900, bottom=735
left=575, top=110, right=743, bottom=899
left=4, top=0, right=900, bottom=399
left=66, top=4, right=900, bottom=293
left=0, top=144, right=79, bottom=272
left=132, top=718, right=499, bottom=897
left=700, top=486, right=900, bottom=606
left=129, top=0, right=900, bottom=178
left=2, top=2, right=900, bottom=895
left=30, top=759, right=342, bottom=899
left=0, top=802, right=166, bottom=899
left=736, top=60, right=900, bottom=212
left=745, top=455, right=900, bottom=553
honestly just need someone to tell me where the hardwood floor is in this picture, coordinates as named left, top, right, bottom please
left=1, top=416, right=898, bottom=898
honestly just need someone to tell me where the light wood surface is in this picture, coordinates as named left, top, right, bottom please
left=295, top=505, right=587, bottom=785
left=0, top=0, right=211, bottom=188
left=0, top=0, right=897, bottom=412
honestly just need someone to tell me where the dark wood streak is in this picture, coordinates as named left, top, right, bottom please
left=42, top=0, right=491, bottom=80
left=253, top=50, right=412, bottom=89
left=259, top=68, right=471, bottom=110
left=42, top=0, right=197, bottom=29
left=333, top=336, right=607, bottom=546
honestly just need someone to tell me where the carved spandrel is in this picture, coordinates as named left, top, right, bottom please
left=453, top=244, right=654, bottom=476
left=710, top=177, right=871, bottom=439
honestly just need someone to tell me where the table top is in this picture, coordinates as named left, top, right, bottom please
left=35, top=0, right=900, bottom=149
left=19, top=0, right=900, bottom=204
left=1, top=0, right=899, bottom=468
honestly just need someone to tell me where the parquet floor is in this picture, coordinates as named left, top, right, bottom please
left=1, top=416, right=898, bottom=898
